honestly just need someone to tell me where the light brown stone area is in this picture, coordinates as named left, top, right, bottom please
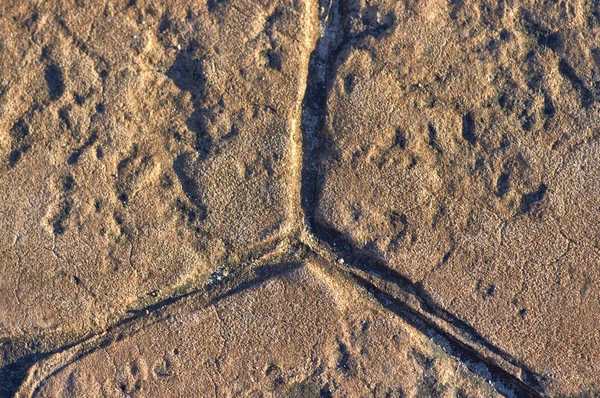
left=20, top=264, right=498, bottom=398
left=1, top=0, right=599, bottom=397
left=315, top=0, right=600, bottom=395
left=0, top=0, right=312, bottom=336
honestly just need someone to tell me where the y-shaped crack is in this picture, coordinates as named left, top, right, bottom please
left=12, top=1, right=544, bottom=397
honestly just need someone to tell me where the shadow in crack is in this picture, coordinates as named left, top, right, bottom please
left=349, top=273, right=543, bottom=398
left=298, top=0, right=545, bottom=395
left=209, top=261, right=304, bottom=303
left=0, top=282, right=199, bottom=397
left=300, top=0, right=397, bottom=218
left=0, top=349, right=47, bottom=397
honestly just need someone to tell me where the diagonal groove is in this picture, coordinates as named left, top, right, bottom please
left=302, top=245, right=542, bottom=398
left=304, top=236, right=545, bottom=397
left=303, top=223, right=546, bottom=393
left=15, top=249, right=297, bottom=397
left=347, top=274, right=542, bottom=397
left=6, top=233, right=290, bottom=397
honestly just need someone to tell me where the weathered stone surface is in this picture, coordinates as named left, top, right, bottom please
left=2, top=0, right=600, bottom=396
left=315, top=0, right=600, bottom=394
left=24, top=264, right=497, bottom=397
left=0, top=0, right=311, bottom=336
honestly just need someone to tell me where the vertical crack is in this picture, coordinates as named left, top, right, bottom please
left=286, top=0, right=323, bottom=233
left=299, top=0, right=342, bottom=233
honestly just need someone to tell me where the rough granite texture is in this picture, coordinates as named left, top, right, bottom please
left=0, top=0, right=599, bottom=397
